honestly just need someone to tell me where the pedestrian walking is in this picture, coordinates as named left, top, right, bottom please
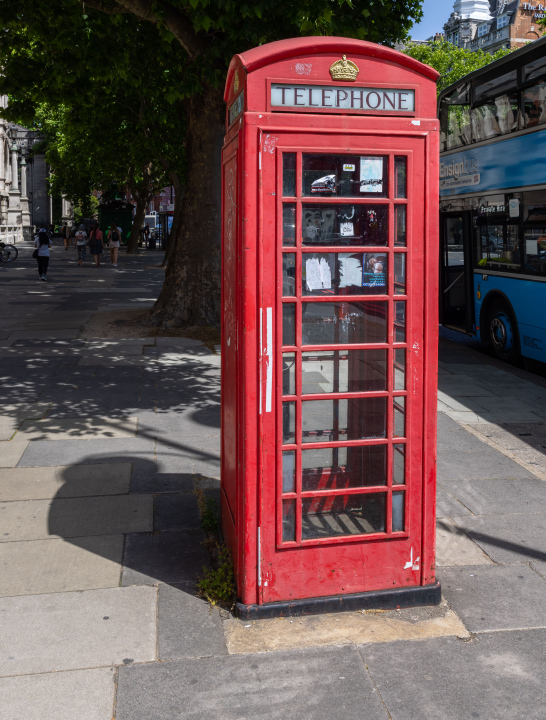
left=33, top=228, right=51, bottom=281
left=88, top=223, right=104, bottom=267
left=107, top=219, right=122, bottom=267
left=75, top=224, right=87, bottom=266
left=61, top=223, right=69, bottom=250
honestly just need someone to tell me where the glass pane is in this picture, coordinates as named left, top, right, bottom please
left=302, top=445, right=387, bottom=491
left=283, top=303, right=295, bottom=346
left=394, top=302, right=406, bottom=342
left=394, top=254, right=406, bottom=295
left=302, top=492, right=386, bottom=539
left=302, top=349, right=387, bottom=394
left=302, top=154, right=388, bottom=198
left=392, top=492, right=405, bottom=532
left=282, top=451, right=295, bottom=493
left=439, top=84, right=471, bottom=152
left=302, top=397, right=387, bottom=443
left=525, top=56, right=546, bottom=83
left=302, top=301, right=387, bottom=345
left=282, top=352, right=295, bottom=395
left=282, top=401, right=295, bottom=443
left=523, top=81, right=546, bottom=130
left=302, top=252, right=387, bottom=296
left=394, top=349, right=406, bottom=391
left=477, top=223, right=520, bottom=273
left=283, top=253, right=296, bottom=296
left=393, top=444, right=405, bottom=484
left=523, top=226, right=546, bottom=276
left=394, top=397, right=405, bottom=438
left=282, top=204, right=296, bottom=246
left=395, top=206, right=407, bottom=246
left=283, top=153, right=296, bottom=197
left=471, top=95, right=519, bottom=142
left=282, top=499, right=296, bottom=542
left=302, top=205, right=388, bottom=246
left=474, top=70, right=517, bottom=105
left=395, top=157, right=407, bottom=198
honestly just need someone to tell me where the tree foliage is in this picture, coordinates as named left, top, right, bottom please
left=0, top=0, right=427, bottom=325
left=403, top=40, right=513, bottom=94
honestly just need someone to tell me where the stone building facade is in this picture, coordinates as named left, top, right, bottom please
left=0, top=95, right=73, bottom=241
left=444, top=0, right=544, bottom=54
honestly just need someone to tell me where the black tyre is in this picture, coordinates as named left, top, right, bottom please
left=486, top=300, right=520, bottom=363
left=1, top=244, right=18, bottom=262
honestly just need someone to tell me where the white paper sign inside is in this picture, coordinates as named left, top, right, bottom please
left=339, top=256, right=363, bottom=287
left=306, top=257, right=332, bottom=290
left=360, top=157, right=384, bottom=193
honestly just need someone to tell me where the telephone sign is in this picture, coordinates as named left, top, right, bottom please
left=221, top=37, right=441, bottom=618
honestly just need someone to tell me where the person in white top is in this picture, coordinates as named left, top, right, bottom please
left=107, top=219, right=122, bottom=267
left=75, top=224, right=87, bottom=266
left=34, top=229, right=52, bottom=281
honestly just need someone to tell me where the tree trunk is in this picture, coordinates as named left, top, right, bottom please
left=161, top=177, right=183, bottom=268
left=150, top=84, right=224, bottom=327
left=126, top=195, right=147, bottom=254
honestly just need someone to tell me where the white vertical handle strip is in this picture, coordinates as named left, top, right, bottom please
left=265, top=307, right=273, bottom=413
left=257, top=526, right=261, bottom=586
left=259, top=308, right=263, bottom=415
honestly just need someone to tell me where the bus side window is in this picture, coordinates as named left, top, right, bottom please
left=472, top=70, right=519, bottom=142
left=439, top=84, right=471, bottom=152
left=523, top=81, right=546, bottom=129
left=523, top=227, right=546, bottom=276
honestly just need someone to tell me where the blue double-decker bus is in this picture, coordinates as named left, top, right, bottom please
left=439, top=35, right=546, bottom=364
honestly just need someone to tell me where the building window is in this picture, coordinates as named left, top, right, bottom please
left=453, top=32, right=459, bottom=45
left=478, top=24, right=488, bottom=37
left=497, top=14, right=509, bottom=29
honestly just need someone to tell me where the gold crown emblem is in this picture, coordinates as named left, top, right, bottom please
left=329, top=55, right=359, bottom=82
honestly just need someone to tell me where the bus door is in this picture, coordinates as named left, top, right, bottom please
left=440, top=212, right=474, bottom=333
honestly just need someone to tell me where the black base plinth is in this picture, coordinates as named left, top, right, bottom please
left=235, top=582, right=441, bottom=620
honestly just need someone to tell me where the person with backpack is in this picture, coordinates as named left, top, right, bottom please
left=33, top=228, right=51, bottom=281
left=107, top=219, right=121, bottom=267
left=88, top=223, right=104, bottom=267
left=75, top=224, right=87, bottom=266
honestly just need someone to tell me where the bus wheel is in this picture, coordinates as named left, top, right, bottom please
left=487, top=301, right=519, bottom=363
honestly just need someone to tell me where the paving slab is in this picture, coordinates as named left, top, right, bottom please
left=436, top=518, right=493, bottom=567
left=0, top=402, right=51, bottom=421
left=0, top=535, right=123, bottom=596
left=362, top=630, right=546, bottom=720
left=0, top=667, right=117, bottom=720
left=437, top=443, right=533, bottom=482
left=15, top=415, right=138, bottom=441
left=0, top=462, right=132, bottom=500
left=154, top=493, right=202, bottom=531
left=0, top=441, right=29, bottom=467
left=115, top=644, right=388, bottom=720
left=436, top=485, right=472, bottom=518
left=0, top=586, right=156, bottom=676
left=224, top=603, right=468, bottom=654
left=17, top=436, right=155, bottom=467
left=454, top=513, right=546, bottom=575
left=471, top=421, right=546, bottom=450
left=8, top=330, right=81, bottom=341
left=158, top=584, right=227, bottom=659
left=0, top=494, right=152, bottom=541
left=155, top=337, right=204, bottom=347
left=439, top=563, right=546, bottom=632
left=444, top=476, right=546, bottom=516
left=121, top=530, right=208, bottom=588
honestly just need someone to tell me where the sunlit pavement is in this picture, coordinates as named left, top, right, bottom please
left=1, top=242, right=546, bottom=719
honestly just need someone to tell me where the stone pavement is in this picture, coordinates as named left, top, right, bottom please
left=1, top=242, right=546, bottom=719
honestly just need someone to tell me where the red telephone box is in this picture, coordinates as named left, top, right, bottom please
left=221, top=37, right=440, bottom=618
